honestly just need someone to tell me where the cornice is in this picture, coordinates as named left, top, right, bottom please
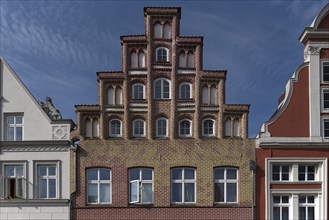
left=0, top=199, right=70, bottom=206
left=0, top=140, right=71, bottom=152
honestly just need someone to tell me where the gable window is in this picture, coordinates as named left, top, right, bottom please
left=154, top=78, right=170, bottom=99
left=154, top=23, right=162, bottom=38
left=131, top=51, right=138, bottom=68
left=115, top=87, right=122, bottom=105
left=210, top=86, right=217, bottom=105
left=171, top=168, right=196, bottom=204
left=272, top=165, right=290, bottom=181
left=163, top=23, right=171, bottom=39
left=323, top=61, right=329, bottom=82
left=154, top=22, right=171, bottom=39
left=108, top=86, right=115, bottom=105
left=109, top=119, right=122, bottom=137
left=132, top=84, right=145, bottom=100
left=133, top=119, right=145, bottom=137
left=179, top=52, right=186, bottom=67
left=273, top=195, right=289, bottom=220
left=214, top=168, right=238, bottom=203
left=138, top=51, right=145, bottom=68
left=38, top=164, right=58, bottom=199
left=233, top=119, right=239, bottom=137
left=298, top=165, right=315, bottom=181
left=6, top=115, right=23, bottom=141
left=202, top=86, right=208, bottom=104
left=1, top=165, right=25, bottom=199
left=129, top=168, right=153, bottom=204
left=179, top=83, right=192, bottom=99
left=225, top=118, right=231, bottom=137
left=299, top=196, right=315, bottom=220
left=156, top=118, right=168, bottom=137
left=187, top=52, right=194, bottom=68
left=324, top=119, right=329, bottom=138
left=202, top=119, right=215, bottom=136
left=179, top=119, right=192, bottom=137
left=87, top=168, right=111, bottom=204
left=156, top=47, right=168, bottom=62
left=92, top=119, right=99, bottom=138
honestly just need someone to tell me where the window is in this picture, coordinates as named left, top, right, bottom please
left=298, top=165, right=315, bottom=181
left=324, top=119, right=329, bottom=138
left=273, top=195, right=289, bottom=220
left=163, top=23, right=171, bottom=39
left=138, top=51, right=145, bottom=68
left=85, top=118, right=92, bottom=138
left=299, top=196, right=315, bottom=220
left=225, top=118, right=231, bottom=137
left=108, top=86, right=114, bottom=105
left=154, top=78, right=170, bottom=99
left=179, top=52, right=186, bottom=67
left=115, top=87, right=122, bottom=105
left=156, top=118, right=168, bottom=137
left=154, top=22, right=171, bottom=39
left=187, top=52, right=194, bottom=68
left=210, top=86, right=217, bottom=105
left=179, top=83, right=192, bottom=99
left=6, top=115, right=23, bottom=141
left=233, top=119, right=239, bottom=137
left=1, top=165, right=25, bottom=199
left=92, top=119, right=99, bottom=138
left=171, top=168, right=196, bottom=204
left=323, top=90, right=329, bottom=109
left=214, top=168, right=238, bottom=203
left=156, top=47, right=168, bottom=62
left=129, top=168, right=153, bottom=204
left=131, top=51, right=138, bottom=68
left=132, top=84, right=145, bottom=100
left=109, top=119, right=122, bottom=137
left=133, top=119, right=145, bottom=137
left=323, top=61, right=329, bottom=82
left=272, top=165, right=290, bottom=181
left=154, top=23, right=161, bottom=38
left=85, top=118, right=99, bottom=138
left=87, top=168, right=111, bottom=204
left=179, top=119, right=192, bottom=137
left=38, top=165, right=57, bottom=199
left=202, top=119, right=215, bottom=136
left=202, top=86, right=208, bottom=104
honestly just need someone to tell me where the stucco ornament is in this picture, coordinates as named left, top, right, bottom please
left=39, top=97, right=62, bottom=120
left=308, top=46, right=321, bottom=55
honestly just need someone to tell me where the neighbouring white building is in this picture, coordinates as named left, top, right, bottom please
left=0, top=57, right=74, bottom=220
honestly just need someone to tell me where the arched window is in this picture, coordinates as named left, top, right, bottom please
left=87, top=168, right=111, bottom=204
left=138, top=51, right=145, bottom=68
left=109, top=119, right=122, bottom=137
left=187, top=52, right=194, bottom=67
left=179, top=119, right=192, bottom=137
left=92, top=118, right=99, bottom=138
left=131, top=51, right=138, bottom=68
left=156, top=117, right=168, bottom=137
left=179, top=82, right=192, bottom=99
left=132, top=83, right=145, bottom=100
left=154, top=23, right=161, bottom=38
left=202, top=119, right=215, bottom=136
left=115, top=87, right=122, bottom=105
left=179, top=52, right=186, bottom=67
left=214, top=167, right=238, bottom=203
left=202, top=86, right=208, bottom=104
left=154, top=78, right=170, bottom=99
left=210, top=86, right=217, bottom=105
left=108, top=86, right=114, bottom=105
left=85, top=118, right=92, bottom=138
left=156, top=47, right=168, bottom=62
left=163, top=23, right=171, bottom=39
left=225, top=118, right=231, bottom=137
left=233, top=119, right=239, bottom=137
left=133, top=119, right=146, bottom=137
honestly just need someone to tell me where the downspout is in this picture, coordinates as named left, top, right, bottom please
left=70, top=140, right=79, bottom=219
left=249, top=160, right=257, bottom=220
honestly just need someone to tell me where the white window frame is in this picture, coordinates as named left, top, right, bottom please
left=109, top=119, right=122, bottom=137
left=5, top=114, right=24, bottom=141
left=155, top=47, right=169, bottom=62
left=202, top=118, right=215, bottom=137
left=35, top=161, right=60, bottom=199
left=214, top=167, right=238, bottom=204
left=132, top=83, right=145, bottom=100
left=322, top=88, right=329, bottom=112
left=156, top=117, right=168, bottom=138
left=299, top=195, right=315, bottom=220
left=128, top=168, right=154, bottom=204
left=179, top=82, right=192, bottom=99
left=133, top=119, right=146, bottom=137
left=272, top=165, right=291, bottom=182
left=321, top=60, right=329, bottom=83
left=322, top=117, right=329, bottom=139
left=298, top=165, right=316, bottom=181
left=272, top=195, right=290, bottom=220
left=171, top=168, right=196, bottom=204
left=87, top=168, right=112, bottom=205
left=179, top=119, right=192, bottom=137
left=154, top=78, right=171, bottom=99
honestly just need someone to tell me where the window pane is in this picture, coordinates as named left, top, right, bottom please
left=88, top=183, right=98, bottom=203
left=273, top=165, right=280, bottom=172
left=8, top=127, right=14, bottom=141
left=129, top=169, right=140, bottom=181
left=282, top=207, right=289, bottom=220
left=172, top=169, right=182, bottom=180
left=273, top=173, right=280, bottom=181
left=184, top=169, right=195, bottom=179
left=227, top=169, right=237, bottom=179
left=172, top=183, right=182, bottom=203
left=39, top=166, right=47, bottom=176
left=163, top=81, right=169, bottom=98
left=299, top=196, right=306, bottom=203
left=100, top=183, right=110, bottom=203
left=282, top=173, right=289, bottom=181
left=273, top=196, right=280, bottom=203
left=214, top=183, right=224, bottom=202
left=299, top=207, right=306, bottom=220
left=16, top=117, right=23, bottom=124
left=16, top=127, right=23, bottom=141
left=142, top=169, right=152, bottom=180
left=142, top=183, right=152, bottom=203
left=226, top=183, right=237, bottom=202
left=282, top=166, right=289, bottom=172
left=39, top=179, right=47, bottom=198
left=299, top=165, right=305, bottom=172
left=8, top=116, right=14, bottom=124
left=16, top=166, right=23, bottom=176
left=100, top=169, right=110, bottom=180
left=48, top=166, right=56, bottom=176
left=308, top=207, right=314, bottom=220
left=49, top=179, right=56, bottom=198
left=184, top=183, right=195, bottom=202
left=87, top=169, right=98, bottom=180
left=299, top=173, right=305, bottom=181
left=273, top=207, right=280, bottom=220
left=6, top=166, right=15, bottom=177
left=308, top=173, right=315, bottom=180
left=130, top=181, right=139, bottom=202
left=308, top=196, right=314, bottom=203
left=214, top=169, right=224, bottom=180
left=282, top=196, right=289, bottom=203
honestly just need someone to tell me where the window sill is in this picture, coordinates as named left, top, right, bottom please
left=270, top=181, right=322, bottom=184
left=86, top=204, right=113, bottom=208
left=154, top=99, right=171, bottom=101
left=213, top=203, right=239, bottom=207
left=128, top=203, right=154, bottom=207
left=171, top=203, right=197, bottom=207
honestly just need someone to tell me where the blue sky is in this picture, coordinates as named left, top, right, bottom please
left=1, top=0, right=327, bottom=137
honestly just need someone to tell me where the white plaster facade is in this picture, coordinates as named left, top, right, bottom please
left=0, top=57, right=73, bottom=220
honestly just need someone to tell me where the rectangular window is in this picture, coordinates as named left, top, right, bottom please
left=272, top=165, right=290, bottom=181
left=38, top=165, right=58, bottom=199
left=129, top=168, right=153, bottom=204
left=87, top=168, right=111, bottom=204
left=171, top=168, right=196, bottom=204
left=299, top=196, right=315, bottom=220
left=323, top=90, right=329, bottom=109
left=324, top=119, right=329, bottom=138
left=214, top=168, right=238, bottom=203
left=1, top=165, right=25, bottom=199
left=6, top=115, right=23, bottom=141
left=273, top=195, right=289, bottom=220
left=323, top=62, right=329, bottom=82
left=298, top=165, right=315, bottom=181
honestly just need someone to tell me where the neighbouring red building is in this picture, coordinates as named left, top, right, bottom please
left=256, top=4, right=329, bottom=220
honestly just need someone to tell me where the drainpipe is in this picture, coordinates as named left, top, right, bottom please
left=70, top=140, right=79, bottom=219
left=249, top=160, right=257, bottom=220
